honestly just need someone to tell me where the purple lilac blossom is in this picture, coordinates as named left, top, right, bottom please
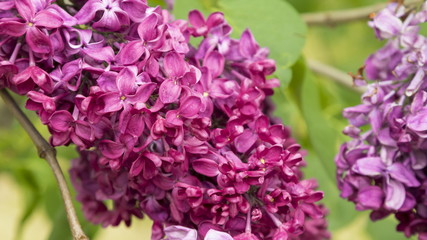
left=337, top=2, right=427, bottom=239
left=0, top=1, right=329, bottom=239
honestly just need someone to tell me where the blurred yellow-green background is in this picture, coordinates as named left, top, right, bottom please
left=0, top=0, right=418, bottom=239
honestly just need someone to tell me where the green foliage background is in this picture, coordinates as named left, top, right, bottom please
left=0, top=0, right=417, bottom=239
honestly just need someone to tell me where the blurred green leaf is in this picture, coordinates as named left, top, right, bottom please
left=44, top=179, right=99, bottom=240
left=276, top=59, right=360, bottom=230
left=44, top=185, right=65, bottom=222
left=300, top=64, right=337, bottom=180
left=303, top=152, right=360, bottom=231
left=366, top=216, right=414, bottom=240
left=271, top=62, right=308, bottom=144
left=48, top=210, right=72, bottom=240
left=173, top=0, right=211, bottom=17
left=148, top=0, right=166, bottom=8
left=286, top=57, right=306, bottom=107
left=13, top=168, right=41, bottom=240
left=285, top=60, right=365, bottom=230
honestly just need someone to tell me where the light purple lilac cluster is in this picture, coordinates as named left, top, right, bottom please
left=336, top=2, right=427, bottom=239
left=0, top=0, right=329, bottom=239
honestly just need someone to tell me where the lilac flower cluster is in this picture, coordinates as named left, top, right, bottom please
left=336, top=2, right=427, bottom=239
left=0, top=0, right=329, bottom=239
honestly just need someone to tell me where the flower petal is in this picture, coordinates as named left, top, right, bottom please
left=34, top=10, right=63, bottom=28
left=178, top=96, right=201, bottom=118
left=356, top=186, right=384, bottom=210
left=407, top=109, right=427, bottom=133
left=117, top=67, right=136, bottom=95
left=239, top=29, right=258, bottom=58
left=165, top=110, right=183, bottom=126
left=74, top=0, right=104, bottom=24
left=164, top=225, right=198, bottom=240
left=97, top=71, right=119, bottom=92
left=46, top=4, right=77, bottom=26
left=75, top=120, right=94, bottom=141
left=26, top=27, right=51, bottom=53
left=234, top=130, right=257, bottom=153
left=192, top=158, right=219, bottom=177
left=116, top=40, right=146, bottom=65
left=49, top=110, right=73, bottom=132
left=119, top=0, right=148, bottom=22
left=352, top=157, right=385, bottom=176
left=137, top=13, right=159, bottom=41
left=0, top=21, right=27, bottom=36
left=98, top=92, right=122, bottom=113
left=206, top=12, right=224, bottom=28
left=127, top=82, right=157, bottom=105
left=204, top=51, right=224, bottom=78
left=388, top=163, right=420, bottom=187
left=164, top=52, right=186, bottom=78
left=93, top=10, right=122, bottom=31
left=406, top=68, right=425, bottom=96
left=82, top=46, right=115, bottom=62
left=159, top=79, right=181, bottom=104
left=188, top=10, right=205, bottom=28
left=99, top=140, right=125, bottom=159
left=373, top=11, right=403, bottom=39
left=129, top=156, right=144, bottom=176
left=15, top=0, right=35, bottom=21
left=385, top=179, right=405, bottom=210
left=27, top=90, right=55, bottom=112
left=205, top=229, right=233, bottom=240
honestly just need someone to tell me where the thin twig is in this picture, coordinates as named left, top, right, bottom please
left=0, top=89, right=88, bottom=240
left=302, top=0, right=423, bottom=26
left=307, top=59, right=366, bottom=93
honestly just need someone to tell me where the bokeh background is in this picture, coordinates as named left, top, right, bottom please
left=0, top=0, right=417, bottom=239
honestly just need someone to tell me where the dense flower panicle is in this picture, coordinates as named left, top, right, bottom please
left=337, top=2, right=427, bottom=239
left=0, top=0, right=329, bottom=239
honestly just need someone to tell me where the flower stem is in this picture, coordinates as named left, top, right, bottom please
left=302, top=0, right=422, bottom=26
left=9, top=42, right=21, bottom=64
left=265, top=210, right=282, bottom=228
left=245, top=208, right=252, bottom=233
left=28, top=50, right=35, bottom=67
left=0, top=89, right=89, bottom=240
left=306, top=59, right=366, bottom=93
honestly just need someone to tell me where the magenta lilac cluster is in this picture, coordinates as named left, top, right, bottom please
left=0, top=0, right=329, bottom=239
left=336, top=2, right=427, bottom=239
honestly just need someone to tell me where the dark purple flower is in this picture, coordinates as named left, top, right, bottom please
left=337, top=3, right=427, bottom=238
